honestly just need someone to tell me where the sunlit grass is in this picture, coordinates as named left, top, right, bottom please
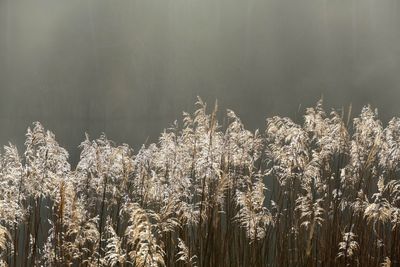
left=0, top=98, right=399, bottom=266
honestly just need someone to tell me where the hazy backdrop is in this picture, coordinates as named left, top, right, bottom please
left=0, top=0, right=399, bottom=164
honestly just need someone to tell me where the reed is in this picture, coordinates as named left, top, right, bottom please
left=0, top=98, right=399, bottom=266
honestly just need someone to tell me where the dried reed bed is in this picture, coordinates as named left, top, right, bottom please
left=0, top=98, right=399, bottom=266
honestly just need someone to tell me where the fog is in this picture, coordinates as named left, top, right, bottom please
left=0, top=0, right=399, bottom=163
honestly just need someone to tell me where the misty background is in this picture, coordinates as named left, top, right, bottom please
left=0, top=0, right=399, bottom=164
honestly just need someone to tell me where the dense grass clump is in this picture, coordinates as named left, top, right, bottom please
left=0, top=98, right=399, bottom=266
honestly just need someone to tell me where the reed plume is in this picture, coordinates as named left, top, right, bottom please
left=0, top=99, right=398, bottom=266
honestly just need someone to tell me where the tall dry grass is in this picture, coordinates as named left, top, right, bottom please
left=0, top=98, right=399, bottom=266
